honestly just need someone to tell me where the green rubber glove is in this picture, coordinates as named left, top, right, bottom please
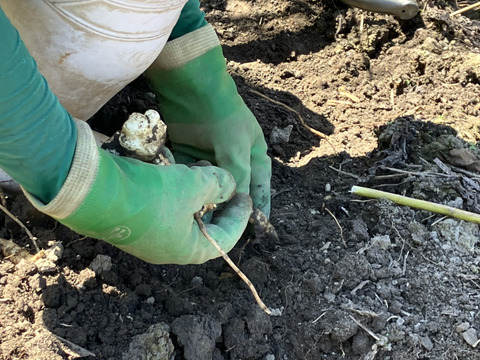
left=146, top=24, right=272, bottom=217
left=25, top=120, right=253, bottom=264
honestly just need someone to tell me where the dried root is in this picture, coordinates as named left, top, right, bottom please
left=0, top=238, right=32, bottom=264
left=194, top=213, right=271, bottom=315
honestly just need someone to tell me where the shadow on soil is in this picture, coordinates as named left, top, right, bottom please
left=35, top=110, right=480, bottom=359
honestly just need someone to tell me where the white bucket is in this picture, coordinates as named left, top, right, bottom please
left=1, top=0, right=186, bottom=120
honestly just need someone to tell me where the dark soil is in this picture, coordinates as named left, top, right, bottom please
left=2, top=0, right=480, bottom=359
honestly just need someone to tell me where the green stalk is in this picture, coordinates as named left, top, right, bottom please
left=351, top=186, right=480, bottom=224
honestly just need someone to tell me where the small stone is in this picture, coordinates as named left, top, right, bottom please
left=269, top=125, right=293, bottom=145
left=462, top=328, right=478, bottom=347
left=190, top=276, right=203, bottom=287
left=421, top=37, right=441, bottom=54
left=146, top=297, right=155, bottom=304
left=305, top=273, right=324, bottom=294
left=389, top=300, right=403, bottom=315
left=419, top=335, right=434, bottom=351
left=324, top=292, right=336, bottom=303
left=89, top=254, right=112, bottom=275
left=332, top=254, right=371, bottom=290
left=456, top=322, right=470, bottom=333
left=122, top=323, right=174, bottom=360
left=408, top=222, right=428, bottom=245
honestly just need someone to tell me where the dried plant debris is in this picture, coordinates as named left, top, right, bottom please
left=0, top=238, right=32, bottom=264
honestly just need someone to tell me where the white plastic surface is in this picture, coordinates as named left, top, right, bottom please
left=1, top=0, right=186, bottom=120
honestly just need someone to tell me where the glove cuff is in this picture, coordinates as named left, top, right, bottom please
left=22, top=119, right=100, bottom=219
left=150, top=23, right=219, bottom=70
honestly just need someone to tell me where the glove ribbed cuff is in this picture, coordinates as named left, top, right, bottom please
left=150, top=23, right=219, bottom=70
left=22, top=119, right=100, bottom=219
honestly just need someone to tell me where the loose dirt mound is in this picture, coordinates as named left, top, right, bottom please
left=1, top=1, right=480, bottom=359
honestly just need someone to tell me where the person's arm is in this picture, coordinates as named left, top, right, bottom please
left=0, top=6, right=76, bottom=203
left=146, top=0, right=272, bottom=217
left=0, top=6, right=252, bottom=264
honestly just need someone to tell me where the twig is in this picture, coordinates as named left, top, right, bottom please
left=328, top=165, right=360, bottom=179
left=304, top=338, right=320, bottom=359
left=272, top=186, right=297, bottom=199
left=381, top=166, right=452, bottom=178
left=351, top=186, right=480, bottom=224
left=349, top=315, right=381, bottom=342
left=344, top=306, right=379, bottom=318
left=363, top=345, right=379, bottom=360
left=431, top=216, right=448, bottom=227
left=350, top=280, right=370, bottom=295
left=249, top=90, right=337, bottom=154
left=311, top=311, right=327, bottom=324
left=373, top=180, right=411, bottom=188
left=325, top=99, right=354, bottom=107
left=447, top=164, right=480, bottom=181
left=402, top=250, right=409, bottom=276
left=338, top=87, right=361, bottom=103
left=54, top=334, right=96, bottom=358
left=390, top=88, right=395, bottom=109
left=325, top=207, right=346, bottom=247
left=373, top=173, right=408, bottom=181
left=194, top=213, right=271, bottom=315
left=452, top=1, right=480, bottom=15
left=236, top=238, right=251, bottom=266
left=0, top=203, right=39, bottom=252
left=66, top=236, right=88, bottom=248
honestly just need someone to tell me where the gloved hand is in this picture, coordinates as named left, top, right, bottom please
left=25, top=121, right=253, bottom=264
left=0, top=8, right=252, bottom=265
left=146, top=24, right=272, bottom=217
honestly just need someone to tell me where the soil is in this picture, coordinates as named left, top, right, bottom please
left=1, top=0, right=480, bottom=359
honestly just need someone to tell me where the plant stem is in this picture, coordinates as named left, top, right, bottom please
left=351, top=186, right=480, bottom=224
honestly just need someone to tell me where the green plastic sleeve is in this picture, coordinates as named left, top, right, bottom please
left=169, top=0, right=207, bottom=40
left=0, top=7, right=76, bottom=202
